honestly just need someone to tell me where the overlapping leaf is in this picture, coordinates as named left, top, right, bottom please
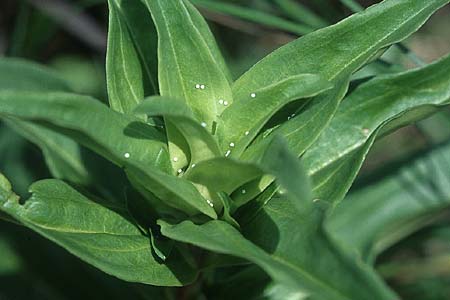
left=144, top=0, right=233, bottom=170
left=135, top=97, right=221, bottom=167
left=217, top=74, right=332, bottom=157
left=0, top=91, right=216, bottom=218
left=0, top=58, right=90, bottom=184
left=231, top=0, right=449, bottom=202
left=327, top=141, right=450, bottom=264
left=303, top=54, right=450, bottom=205
left=0, top=173, right=197, bottom=286
left=106, top=0, right=158, bottom=114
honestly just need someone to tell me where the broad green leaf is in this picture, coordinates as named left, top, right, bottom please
left=218, top=74, right=332, bottom=157
left=144, top=0, right=233, bottom=128
left=327, top=142, right=450, bottom=264
left=303, top=54, right=450, bottom=205
left=186, top=158, right=263, bottom=195
left=0, top=173, right=197, bottom=286
left=143, top=0, right=233, bottom=171
left=0, top=58, right=90, bottom=184
left=192, top=0, right=314, bottom=35
left=237, top=83, right=348, bottom=205
left=159, top=201, right=396, bottom=299
left=135, top=97, right=221, bottom=167
left=106, top=0, right=158, bottom=114
left=233, top=0, right=449, bottom=100
left=0, top=91, right=216, bottom=218
left=0, top=91, right=167, bottom=171
left=235, top=0, right=449, bottom=194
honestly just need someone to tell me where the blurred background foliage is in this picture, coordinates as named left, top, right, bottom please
left=0, top=0, right=449, bottom=299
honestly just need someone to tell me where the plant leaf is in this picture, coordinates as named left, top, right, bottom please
left=233, top=0, right=449, bottom=100
left=186, top=158, right=263, bottom=195
left=238, top=0, right=449, bottom=165
left=0, top=58, right=91, bottom=184
left=5, top=120, right=90, bottom=185
left=0, top=173, right=197, bottom=286
left=159, top=201, right=397, bottom=299
left=303, top=54, right=450, bottom=205
left=217, top=74, right=332, bottom=157
left=0, top=91, right=217, bottom=218
left=143, top=0, right=233, bottom=170
left=106, top=0, right=158, bottom=114
left=327, top=141, right=450, bottom=264
left=0, top=58, right=71, bottom=92
left=135, top=96, right=221, bottom=166
left=261, top=136, right=313, bottom=213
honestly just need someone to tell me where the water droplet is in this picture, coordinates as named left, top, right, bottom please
left=223, top=100, right=229, bottom=106
left=173, top=157, right=179, bottom=162
left=241, top=189, right=246, bottom=194
left=245, top=131, right=250, bottom=136
left=250, top=93, right=256, bottom=98
left=191, top=163, right=196, bottom=168
left=218, top=99, right=224, bottom=105
left=124, top=152, right=130, bottom=159
left=200, top=84, right=206, bottom=90
left=177, top=168, right=183, bottom=174
left=313, top=198, right=320, bottom=203
left=195, top=84, right=201, bottom=89
left=206, top=199, right=214, bottom=207
left=229, top=142, right=235, bottom=147
left=362, top=128, right=370, bottom=136
left=225, top=150, right=231, bottom=157
left=201, top=122, right=207, bottom=128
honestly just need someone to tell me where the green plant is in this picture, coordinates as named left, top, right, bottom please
left=0, top=0, right=450, bottom=299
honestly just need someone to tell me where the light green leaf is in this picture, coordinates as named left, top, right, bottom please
left=159, top=199, right=397, bottom=299
left=261, top=136, right=313, bottom=213
left=242, top=0, right=449, bottom=164
left=106, top=0, right=158, bottom=114
left=218, top=74, right=332, bottom=157
left=236, top=0, right=449, bottom=187
left=238, top=83, right=348, bottom=205
left=144, top=0, right=232, bottom=128
left=233, top=0, right=449, bottom=100
left=0, top=91, right=217, bottom=218
left=186, top=158, right=263, bottom=195
left=327, top=141, right=450, bottom=264
left=0, top=91, right=168, bottom=171
left=135, top=97, right=221, bottom=167
left=0, top=173, right=197, bottom=286
left=143, top=0, right=233, bottom=171
left=0, top=58, right=90, bottom=184
left=303, top=54, right=450, bottom=205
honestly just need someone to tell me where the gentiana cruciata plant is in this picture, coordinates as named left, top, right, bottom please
left=0, top=0, right=450, bottom=299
